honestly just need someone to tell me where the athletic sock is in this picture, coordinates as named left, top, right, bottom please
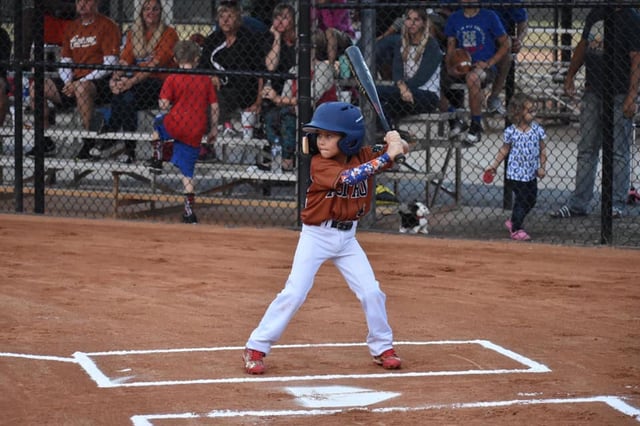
left=152, top=140, right=162, bottom=161
left=184, top=193, right=195, bottom=216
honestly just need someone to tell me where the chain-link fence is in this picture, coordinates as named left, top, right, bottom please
left=1, top=1, right=639, bottom=246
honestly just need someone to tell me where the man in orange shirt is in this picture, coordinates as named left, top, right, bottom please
left=27, top=0, right=121, bottom=159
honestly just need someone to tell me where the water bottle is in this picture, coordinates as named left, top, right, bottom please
left=271, top=137, right=282, bottom=173
left=338, top=54, right=351, bottom=79
left=262, top=79, right=274, bottom=109
left=22, top=76, right=30, bottom=104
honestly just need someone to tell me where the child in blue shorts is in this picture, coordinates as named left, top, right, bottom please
left=147, top=40, right=218, bottom=224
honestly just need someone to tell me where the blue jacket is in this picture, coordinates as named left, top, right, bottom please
left=391, top=36, right=443, bottom=92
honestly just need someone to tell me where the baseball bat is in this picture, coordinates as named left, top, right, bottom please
left=345, top=45, right=406, bottom=164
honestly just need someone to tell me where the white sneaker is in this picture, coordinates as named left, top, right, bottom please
left=222, top=126, right=240, bottom=137
left=487, top=97, right=506, bottom=115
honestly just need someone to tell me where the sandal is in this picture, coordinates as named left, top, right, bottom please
left=549, top=205, right=585, bottom=219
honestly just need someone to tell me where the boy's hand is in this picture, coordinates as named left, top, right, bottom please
left=384, top=130, right=404, bottom=160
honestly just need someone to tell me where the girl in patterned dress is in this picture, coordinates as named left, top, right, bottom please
left=484, top=93, right=547, bottom=241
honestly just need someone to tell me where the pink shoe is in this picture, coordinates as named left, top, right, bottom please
left=504, top=219, right=512, bottom=233
left=511, top=229, right=531, bottom=241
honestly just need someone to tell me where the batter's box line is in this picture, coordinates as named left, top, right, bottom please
left=129, top=396, right=640, bottom=425
left=73, top=339, right=550, bottom=388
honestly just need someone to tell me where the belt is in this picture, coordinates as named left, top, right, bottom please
left=330, top=220, right=353, bottom=231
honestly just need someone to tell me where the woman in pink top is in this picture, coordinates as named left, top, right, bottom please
left=312, top=0, right=356, bottom=66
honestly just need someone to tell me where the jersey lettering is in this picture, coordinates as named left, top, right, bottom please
left=325, top=181, right=369, bottom=199
left=70, top=35, right=98, bottom=50
left=351, top=181, right=368, bottom=198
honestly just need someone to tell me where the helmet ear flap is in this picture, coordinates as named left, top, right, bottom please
left=306, top=133, right=319, bottom=155
left=338, top=135, right=362, bottom=156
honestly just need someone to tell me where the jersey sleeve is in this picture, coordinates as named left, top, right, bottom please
left=101, top=17, right=122, bottom=57
left=153, top=27, right=179, bottom=68
left=60, top=20, right=74, bottom=59
left=488, top=10, right=507, bottom=37
left=120, top=30, right=134, bottom=64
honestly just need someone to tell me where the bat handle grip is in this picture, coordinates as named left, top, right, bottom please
left=394, top=153, right=406, bottom=164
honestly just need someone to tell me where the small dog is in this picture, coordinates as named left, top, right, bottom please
left=398, top=200, right=430, bottom=234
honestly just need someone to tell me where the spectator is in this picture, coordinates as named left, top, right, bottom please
left=260, top=2, right=298, bottom=171
left=210, top=1, right=268, bottom=36
left=198, top=0, right=265, bottom=162
left=146, top=40, right=219, bottom=224
left=21, top=0, right=76, bottom=60
left=312, top=0, right=356, bottom=67
left=484, top=92, right=547, bottom=241
left=245, top=0, right=281, bottom=28
left=264, top=3, right=297, bottom=96
left=375, top=8, right=442, bottom=127
left=428, top=8, right=451, bottom=48
left=97, top=0, right=179, bottom=163
left=26, top=0, right=121, bottom=159
left=482, top=0, right=528, bottom=115
left=261, top=2, right=296, bottom=135
left=374, top=14, right=403, bottom=80
left=0, top=27, right=11, bottom=127
left=550, top=7, right=640, bottom=219
left=261, top=32, right=337, bottom=171
left=374, top=5, right=404, bottom=40
left=443, top=0, right=510, bottom=145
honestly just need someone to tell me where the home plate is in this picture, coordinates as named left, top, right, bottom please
left=285, top=385, right=400, bottom=408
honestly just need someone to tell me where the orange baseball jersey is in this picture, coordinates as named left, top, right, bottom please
left=301, top=145, right=392, bottom=225
left=120, top=26, right=179, bottom=80
left=61, top=14, right=121, bottom=80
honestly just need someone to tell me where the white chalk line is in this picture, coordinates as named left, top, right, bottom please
left=80, top=339, right=537, bottom=356
left=2, top=344, right=636, bottom=424
left=129, top=396, right=640, bottom=424
left=73, top=351, right=115, bottom=388
left=72, top=339, right=550, bottom=388
left=87, top=368, right=541, bottom=388
left=0, top=352, right=76, bottom=363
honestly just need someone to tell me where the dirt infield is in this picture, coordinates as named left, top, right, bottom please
left=1, top=214, right=639, bottom=425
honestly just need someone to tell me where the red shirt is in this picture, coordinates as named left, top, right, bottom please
left=160, top=74, right=217, bottom=147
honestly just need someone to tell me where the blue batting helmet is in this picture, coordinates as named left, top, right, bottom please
left=302, top=102, right=365, bottom=156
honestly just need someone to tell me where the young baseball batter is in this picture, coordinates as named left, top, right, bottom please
left=243, top=101, right=409, bottom=374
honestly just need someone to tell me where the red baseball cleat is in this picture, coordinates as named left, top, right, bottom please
left=373, top=348, right=402, bottom=369
left=243, top=348, right=266, bottom=374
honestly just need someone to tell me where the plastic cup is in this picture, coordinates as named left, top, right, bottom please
left=483, top=170, right=495, bottom=184
left=241, top=111, right=257, bottom=140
